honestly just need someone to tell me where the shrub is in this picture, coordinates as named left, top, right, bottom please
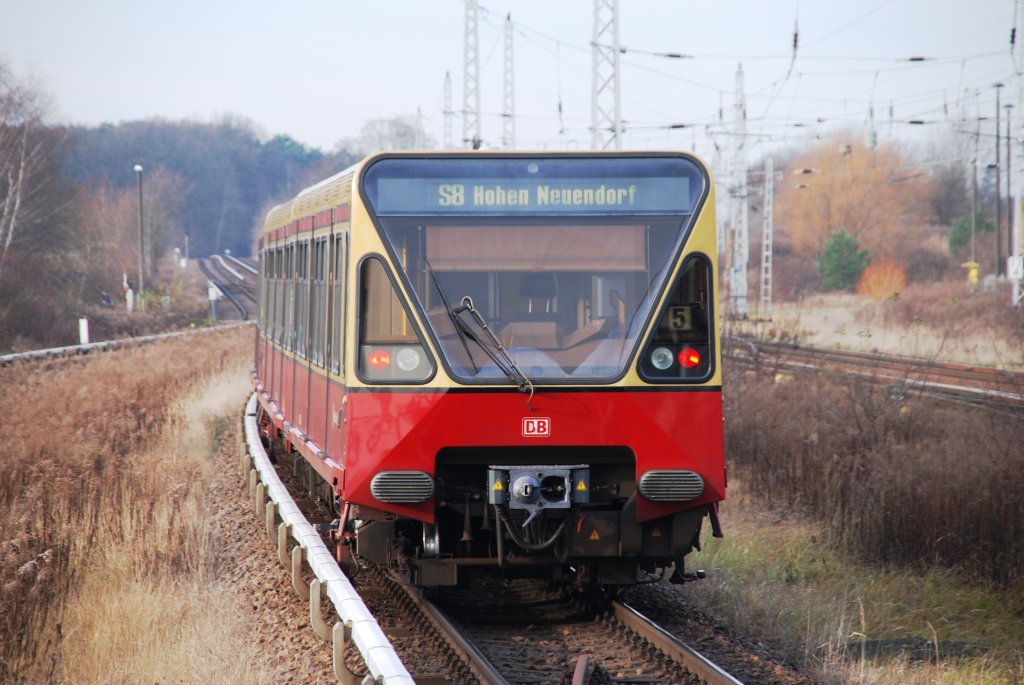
left=949, top=211, right=993, bottom=254
left=856, top=259, right=907, bottom=300
left=903, top=247, right=953, bottom=283
left=819, top=230, right=870, bottom=291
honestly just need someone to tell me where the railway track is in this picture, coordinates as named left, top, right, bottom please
left=211, top=254, right=258, bottom=302
left=199, top=258, right=252, bottom=320
left=244, top=397, right=752, bottom=685
left=416, top=575, right=745, bottom=685
left=726, top=337, right=1024, bottom=409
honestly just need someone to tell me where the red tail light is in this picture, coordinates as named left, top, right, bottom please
left=368, top=349, right=391, bottom=368
left=678, top=347, right=701, bottom=369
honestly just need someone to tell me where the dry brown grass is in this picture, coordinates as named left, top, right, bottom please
left=679, top=361, right=1024, bottom=683
left=741, top=282, right=1024, bottom=370
left=724, top=363, right=1024, bottom=585
left=685, top=495, right=1024, bottom=684
left=860, top=279, right=1024, bottom=344
left=0, top=325, right=264, bottom=682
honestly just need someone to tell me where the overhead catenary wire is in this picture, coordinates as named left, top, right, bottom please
left=461, top=3, right=1015, bottom=153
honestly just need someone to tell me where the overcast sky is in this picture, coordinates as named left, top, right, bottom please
left=0, top=0, right=1018, bottom=163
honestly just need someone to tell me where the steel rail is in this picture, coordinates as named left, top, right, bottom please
left=726, top=337, right=1024, bottom=409
left=735, top=338, right=1022, bottom=387
left=570, top=655, right=592, bottom=685
left=613, top=601, right=745, bottom=685
left=387, top=572, right=509, bottom=685
left=396, top=579, right=746, bottom=685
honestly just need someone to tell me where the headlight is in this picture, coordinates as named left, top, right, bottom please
left=396, top=347, right=421, bottom=371
left=650, top=346, right=674, bottom=370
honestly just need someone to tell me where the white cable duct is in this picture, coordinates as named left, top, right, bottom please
left=243, top=394, right=415, bottom=684
left=0, top=322, right=251, bottom=365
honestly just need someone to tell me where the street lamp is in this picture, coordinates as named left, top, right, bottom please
left=134, top=164, right=144, bottom=297
left=1006, top=102, right=1014, bottom=276
left=995, top=82, right=1004, bottom=277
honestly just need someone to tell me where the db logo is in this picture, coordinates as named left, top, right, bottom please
left=522, top=417, right=551, bottom=437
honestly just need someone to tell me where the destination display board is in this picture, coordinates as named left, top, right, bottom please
left=363, top=156, right=703, bottom=216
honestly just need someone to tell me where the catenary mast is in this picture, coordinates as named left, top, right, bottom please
left=463, top=0, right=481, bottom=149
left=730, top=65, right=749, bottom=318
left=503, top=13, right=516, bottom=149
left=591, top=0, right=622, bottom=150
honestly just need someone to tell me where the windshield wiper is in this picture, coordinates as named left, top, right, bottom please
left=423, top=257, right=479, bottom=372
left=452, top=295, right=534, bottom=400
left=421, top=259, right=533, bottom=400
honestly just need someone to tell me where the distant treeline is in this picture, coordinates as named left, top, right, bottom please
left=62, top=119, right=359, bottom=258
left=2, top=58, right=436, bottom=349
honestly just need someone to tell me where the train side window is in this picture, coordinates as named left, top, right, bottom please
left=274, top=246, right=284, bottom=345
left=310, top=238, right=328, bottom=367
left=260, top=249, right=268, bottom=331
left=295, top=241, right=309, bottom=358
left=269, top=248, right=278, bottom=339
left=358, top=257, right=434, bottom=382
left=257, top=251, right=264, bottom=331
left=329, top=234, right=346, bottom=375
left=638, top=255, right=714, bottom=382
left=284, top=245, right=295, bottom=351
left=265, top=248, right=274, bottom=335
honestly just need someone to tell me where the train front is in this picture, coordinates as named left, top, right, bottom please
left=348, top=152, right=724, bottom=588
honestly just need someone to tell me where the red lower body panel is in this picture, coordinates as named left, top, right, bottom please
left=342, top=387, right=724, bottom=523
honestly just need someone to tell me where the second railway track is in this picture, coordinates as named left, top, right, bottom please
left=727, top=337, right=1024, bottom=410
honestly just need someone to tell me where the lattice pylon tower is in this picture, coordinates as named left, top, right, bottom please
left=729, top=64, right=749, bottom=318
left=463, top=0, right=481, bottom=149
left=759, top=158, right=774, bottom=319
left=590, top=0, right=622, bottom=150
left=444, top=71, right=454, bottom=149
left=1014, top=0, right=1024, bottom=304
left=502, top=14, right=516, bottom=149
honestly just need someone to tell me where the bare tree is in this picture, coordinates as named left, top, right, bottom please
left=0, top=64, right=57, bottom=281
left=931, top=162, right=970, bottom=226
left=333, top=115, right=437, bottom=155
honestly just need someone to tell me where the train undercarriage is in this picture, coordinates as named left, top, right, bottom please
left=261, top=418, right=710, bottom=591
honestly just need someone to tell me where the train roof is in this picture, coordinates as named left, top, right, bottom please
left=261, top=158, right=363, bottom=234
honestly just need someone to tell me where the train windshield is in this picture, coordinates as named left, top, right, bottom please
left=361, top=155, right=707, bottom=383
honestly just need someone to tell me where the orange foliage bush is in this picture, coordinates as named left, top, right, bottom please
left=856, top=258, right=907, bottom=300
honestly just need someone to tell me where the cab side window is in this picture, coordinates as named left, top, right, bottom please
left=357, top=257, right=433, bottom=382
left=639, top=256, right=713, bottom=381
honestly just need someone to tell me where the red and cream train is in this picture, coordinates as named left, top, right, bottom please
left=253, top=151, right=725, bottom=589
